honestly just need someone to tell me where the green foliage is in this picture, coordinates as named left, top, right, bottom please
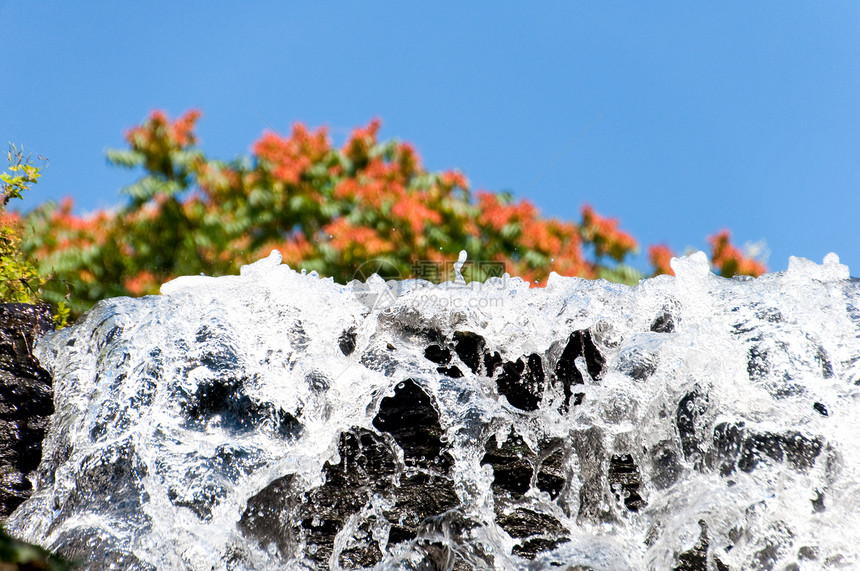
left=0, top=145, right=47, bottom=304
left=1, top=145, right=41, bottom=205
left=0, top=145, right=69, bottom=327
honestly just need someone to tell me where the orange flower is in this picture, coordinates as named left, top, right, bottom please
left=708, top=230, right=766, bottom=277
left=252, top=123, right=330, bottom=184
left=581, top=204, right=638, bottom=262
left=391, top=194, right=443, bottom=236
left=324, top=218, right=393, bottom=257
left=253, top=233, right=315, bottom=267
left=396, top=142, right=422, bottom=178
left=125, top=109, right=201, bottom=150
left=476, top=191, right=516, bottom=231
left=440, top=170, right=469, bottom=191
left=171, top=110, right=202, bottom=146
left=344, top=118, right=382, bottom=164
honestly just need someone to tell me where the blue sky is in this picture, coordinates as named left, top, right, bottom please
left=2, top=3, right=858, bottom=275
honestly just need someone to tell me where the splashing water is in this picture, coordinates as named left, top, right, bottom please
left=5, top=250, right=860, bottom=570
left=454, top=250, right=467, bottom=285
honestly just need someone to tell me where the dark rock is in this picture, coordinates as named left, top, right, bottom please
left=482, top=430, right=536, bottom=499
left=359, top=347, right=398, bottom=376
left=299, top=428, right=397, bottom=567
left=676, top=390, right=709, bottom=466
left=338, top=328, right=357, bottom=356
left=511, top=537, right=570, bottom=560
left=483, top=350, right=502, bottom=377
left=481, top=429, right=570, bottom=559
left=495, top=354, right=545, bottom=411
left=651, top=311, right=675, bottom=333
left=554, top=330, right=605, bottom=411
left=811, top=489, right=826, bottom=513
left=452, top=331, right=486, bottom=374
left=674, top=520, right=708, bottom=571
left=437, top=365, right=463, bottom=378
left=496, top=508, right=567, bottom=539
left=536, top=444, right=567, bottom=500
left=0, top=304, right=54, bottom=519
left=51, top=527, right=151, bottom=571
left=42, top=438, right=152, bottom=554
left=608, top=454, right=646, bottom=512
left=238, top=474, right=297, bottom=556
left=183, top=375, right=301, bottom=439
left=372, top=379, right=453, bottom=471
left=241, top=380, right=461, bottom=568
left=423, top=344, right=451, bottom=365
left=618, top=348, right=658, bottom=381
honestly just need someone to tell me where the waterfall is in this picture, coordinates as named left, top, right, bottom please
left=6, top=250, right=859, bottom=570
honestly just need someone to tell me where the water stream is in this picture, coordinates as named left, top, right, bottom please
left=6, top=251, right=859, bottom=570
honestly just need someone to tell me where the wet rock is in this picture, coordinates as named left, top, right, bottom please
left=482, top=430, right=537, bottom=499
left=423, top=344, right=451, bottom=365
left=496, top=354, right=545, bottom=411
left=676, top=390, right=709, bottom=467
left=553, top=330, right=604, bottom=411
left=238, top=474, right=297, bottom=556
left=649, top=440, right=683, bottom=490
left=710, top=422, right=823, bottom=475
left=338, top=328, right=357, bottom=356
left=481, top=429, right=570, bottom=559
left=240, top=380, right=461, bottom=568
left=608, top=454, right=645, bottom=512
left=651, top=311, right=676, bottom=333
left=571, top=427, right=615, bottom=524
left=372, top=379, right=454, bottom=472
left=0, top=304, right=54, bottom=518
left=673, top=520, right=708, bottom=571
left=452, top=331, right=486, bottom=374
left=299, top=428, right=397, bottom=567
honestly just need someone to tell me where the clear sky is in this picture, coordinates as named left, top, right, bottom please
left=2, top=3, right=858, bottom=275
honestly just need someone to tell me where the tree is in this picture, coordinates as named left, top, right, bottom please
left=23, top=110, right=765, bottom=318
left=0, top=145, right=68, bottom=326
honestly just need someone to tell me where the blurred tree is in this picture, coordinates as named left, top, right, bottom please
left=22, top=110, right=765, bottom=318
